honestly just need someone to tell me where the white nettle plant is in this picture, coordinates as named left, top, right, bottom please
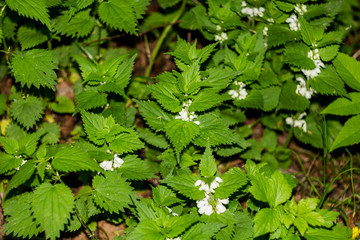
left=228, top=82, right=248, bottom=100
left=175, top=100, right=200, bottom=125
left=286, top=112, right=307, bottom=132
left=100, top=153, right=124, bottom=171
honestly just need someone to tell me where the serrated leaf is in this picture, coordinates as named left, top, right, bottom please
left=109, top=132, right=144, bottom=155
left=53, top=10, right=95, bottom=38
left=152, top=185, right=182, bottom=206
left=294, top=217, right=308, bottom=236
left=98, top=0, right=137, bottom=34
left=5, top=0, right=51, bottom=29
left=49, top=95, right=75, bottom=114
left=40, top=122, right=61, bottom=144
left=52, top=145, right=100, bottom=172
left=182, top=222, right=225, bottom=240
left=215, top=168, right=248, bottom=199
left=17, top=24, right=49, bottom=50
left=293, top=117, right=323, bottom=149
left=10, top=96, right=44, bottom=129
left=5, top=161, right=36, bottom=195
left=135, top=100, right=173, bottom=131
left=127, top=220, right=163, bottom=240
left=285, top=43, right=315, bottom=69
left=137, top=128, right=168, bottom=149
left=189, top=91, right=226, bottom=112
left=164, top=120, right=200, bottom=153
left=199, top=144, right=217, bottom=177
left=333, top=52, right=360, bottom=91
left=310, top=66, right=347, bottom=96
left=163, top=174, right=205, bottom=200
left=253, top=208, right=281, bottom=237
left=317, top=30, right=346, bottom=47
left=304, top=223, right=351, bottom=240
left=158, top=0, right=181, bottom=8
left=32, top=183, right=74, bottom=240
left=202, top=68, right=238, bottom=91
left=147, top=81, right=182, bottom=113
left=11, top=49, right=58, bottom=89
left=330, top=115, right=360, bottom=151
left=18, top=131, right=43, bottom=156
left=278, top=81, right=309, bottom=111
left=3, top=193, right=42, bottom=238
left=92, top=171, right=133, bottom=213
left=117, top=155, right=154, bottom=180
left=267, top=24, right=300, bottom=47
left=319, top=45, right=339, bottom=61
left=0, top=153, right=22, bottom=174
left=322, top=92, right=360, bottom=116
left=75, top=90, right=108, bottom=112
left=0, top=136, right=19, bottom=154
left=299, top=17, right=315, bottom=46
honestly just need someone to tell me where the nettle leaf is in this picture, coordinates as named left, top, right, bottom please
left=293, top=118, right=323, bottom=149
left=5, top=0, right=51, bottom=29
left=40, top=122, right=61, bottom=144
left=18, top=131, right=43, bottom=156
left=49, top=96, right=75, bottom=114
left=137, top=128, right=168, bottom=149
left=158, top=0, right=181, bottom=9
left=0, top=136, right=19, bottom=154
left=304, top=223, right=351, bottom=240
left=299, top=17, right=316, bottom=46
left=5, top=161, right=36, bottom=194
left=51, top=145, right=100, bottom=172
left=249, top=170, right=292, bottom=208
left=135, top=100, right=173, bottom=131
left=127, top=220, right=163, bottom=240
left=199, top=144, right=217, bottom=177
left=152, top=185, right=182, bottom=206
left=32, top=183, right=74, bottom=240
left=333, top=52, right=360, bottom=91
left=202, top=68, right=238, bottom=91
left=75, top=90, right=108, bottom=112
left=253, top=208, right=281, bottom=237
left=322, top=92, right=360, bottom=116
left=267, top=24, right=300, bottom=47
left=11, top=49, right=58, bottom=89
left=109, top=131, right=144, bottom=155
left=164, top=120, right=200, bottom=153
left=285, top=43, right=315, bottom=69
left=189, top=91, right=227, bottom=112
left=147, top=81, right=182, bottom=113
left=3, top=193, right=42, bottom=238
left=163, top=174, right=205, bottom=200
left=0, top=153, right=22, bottom=174
left=330, top=115, right=360, bottom=152
left=17, top=24, right=49, bottom=50
left=278, top=81, right=309, bottom=111
left=215, top=168, right=248, bottom=199
left=319, top=45, right=339, bottom=62
left=317, top=30, right=346, bottom=48
left=10, top=96, right=44, bottom=129
left=117, top=155, right=154, bottom=180
left=92, top=171, right=133, bottom=213
left=182, top=222, right=225, bottom=240
left=310, top=66, right=347, bottom=96
left=53, top=10, right=95, bottom=38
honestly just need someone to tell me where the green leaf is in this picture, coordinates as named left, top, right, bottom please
left=293, top=117, right=323, bottom=149
left=310, top=66, right=347, bottom=96
left=18, top=131, right=43, bottom=156
left=294, top=217, right=308, bottom=236
left=317, top=30, right=346, bottom=48
left=330, top=115, right=360, bottom=151
left=333, top=52, right=360, bottom=91
left=158, top=0, right=181, bottom=8
left=182, top=222, right=225, bottom=240
left=110, top=132, right=144, bottom=155
left=3, top=193, right=42, bottom=238
left=147, top=81, right=182, bottom=113
left=267, top=24, right=300, bottom=47
left=199, top=144, right=217, bottom=177
left=32, top=183, right=74, bottom=240
left=10, top=96, right=44, bottom=129
left=152, top=185, right=182, bottom=206
left=98, top=0, right=137, bottom=34
left=202, top=68, right=237, bottom=91
left=137, top=128, right=168, bottom=149
left=299, top=17, right=315, bottom=46
left=5, top=0, right=51, bottom=29
left=163, top=174, right=205, bottom=200
left=189, top=91, right=226, bottom=112
left=0, top=93, right=6, bottom=115
left=49, top=95, right=75, bottom=114
left=0, top=153, right=22, bottom=174
left=0, top=136, right=19, bottom=154
left=5, top=161, right=36, bottom=194
left=40, top=122, right=61, bottom=144
left=215, top=167, right=248, bottom=199
left=304, top=223, right=351, bottom=240
left=127, top=220, right=164, bottom=240
left=53, top=10, right=95, bottom=38
left=117, top=155, right=154, bottom=180
left=164, top=120, right=200, bottom=153
left=17, top=24, right=49, bottom=50
left=249, top=170, right=292, bottom=207
left=322, top=92, right=360, bottom=116
left=278, top=81, right=309, bottom=111
left=135, top=100, right=173, bottom=130
left=52, top=145, right=100, bottom=172
left=253, top=208, right=281, bottom=237
left=233, top=212, right=253, bottom=240
left=319, top=45, right=339, bottom=61
left=75, top=90, right=108, bottom=112
left=11, top=49, right=58, bottom=89
left=285, top=43, right=315, bottom=69
left=92, top=171, right=133, bottom=213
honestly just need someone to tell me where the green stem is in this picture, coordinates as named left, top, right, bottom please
left=74, top=205, right=96, bottom=239
left=284, top=128, right=293, bottom=148
left=144, top=0, right=187, bottom=77
left=292, top=151, right=321, bottom=197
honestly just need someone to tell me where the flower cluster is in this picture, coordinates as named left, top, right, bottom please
left=285, top=112, right=307, bottom=132
left=15, top=158, right=27, bottom=171
left=294, top=4, right=307, bottom=15
left=302, top=49, right=325, bottom=79
left=214, top=32, right=228, bottom=43
left=175, top=100, right=200, bottom=125
left=296, top=77, right=316, bottom=99
left=228, top=82, right=248, bottom=100
left=240, top=1, right=265, bottom=18
left=99, top=153, right=124, bottom=171
left=194, top=177, right=229, bottom=216
left=286, top=14, right=300, bottom=31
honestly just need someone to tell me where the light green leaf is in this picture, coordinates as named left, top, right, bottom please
left=330, top=115, right=360, bottom=151
left=11, top=49, right=58, bottom=89
left=17, top=24, right=49, bottom=50
left=322, top=92, right=360, bottom=116
left=10, top=96, right=44, bottom=129
left=152, top=185, right=182, bottom=206
left=310, top=66, right=347, bottom=96
left=299, top=17, right=315, bottom=46
left=40, top=122, right=61, bottom=144
left=117, top=155, right=154, bottom=180
left=5, top=0, right=51, bottom=29
left=147, top=82, right=182, bottom=113
left=182, top=222, right=225, bottom=240
left=294, top=217, right=308, bottom=236
left=75, top=90, right=108, bottom=112
left=135, top=100, right=173, bottom=131
left=253, top=208, right=281, bottom=237
left=164, top=120, right=200, bottom=153
left=319, top=45, right=339, bottom=61
left=333, top=53, right=360, bottom=91
left=0, top=153, right=22, bottom=174
left=50, top=96, right=75, bottom=114
left=199, top=144, right=217, bottom=177
left=137, top=128, right=168, bottom=149
left=304, top=224, right=351, bottom=240
left=285, top=43, right=315, bottom=69
left=158, top=0, right=181, bottom=8
left=32, top=183, right=74, bottom=240
left=109, top=132, right=144, bottom=155
left=189, top=91, right=226, bottom=112
left=163, top=174, right=205, bottom=200
left=297, top=198, right=319, bottom=214
left=0, top=136, right=19, bottom=154
left=92, top=171, right=133, bottom=213
left=127, top=220, right=164, bottom=240
left=53, top=10, right=95, bottom=38
left=215, top=168, right=248, bottom=199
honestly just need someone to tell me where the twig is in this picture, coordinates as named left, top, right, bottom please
left=353, top=49, right=360, bottom=59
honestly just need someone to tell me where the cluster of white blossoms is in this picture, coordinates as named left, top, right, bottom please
left=214, top=32, right=228, bottom=43
left=228, top=82, right=248, bottom=100
left=175, top=100, right=200, bottom=125
left=286, top=14, right=300, bottom=31
left=285, top=112, right=307, bottom=132
left=241, top=1, right=265, bottom=18
left=294, top=4, right=307, bottom=15
left=302, top=49, right=325, bottom=79
left=15, top=158, right=27, bottom=171
left=194, top=177, right=229, bottom=216
left=296, top=77, right=316, bottom=99
left=263, top=26, right=269, bottom=47
left=99, top=153, right=124, bottom=171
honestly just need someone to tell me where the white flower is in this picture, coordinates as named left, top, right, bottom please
left=175, top=100, right=200, bottom=125
left=296, top=77, right=316, bottom=99
left=216, top=25, right=222, bottom=31
left=113, top=154, right=124, bottom=168
left=295, top=4, right=307, bottom=15
left=229, top=82, right=248, bottom=100
left=241, top=1, right=247, bottom=7
left=166, top=207, right=179, bottom=217
left=214, top=32, right=228, bottom=43
left=267, top=18, right=274, bottom=23
left=15, top=159, right=27, bottom=171
left=263, top=27, right=268, bottom=36
left=241, top=6, right=265, bottom=18
left=286, top=112, right=307, bottom=132
left=216, top=198, right=229, bottom=214
left=286, top=14, right=300, bottom=31
left=302, top=49, right=325, bottom=79
left=100, top=160, right=113, bottom=171
left=100, top=154, right=124, bottom=171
